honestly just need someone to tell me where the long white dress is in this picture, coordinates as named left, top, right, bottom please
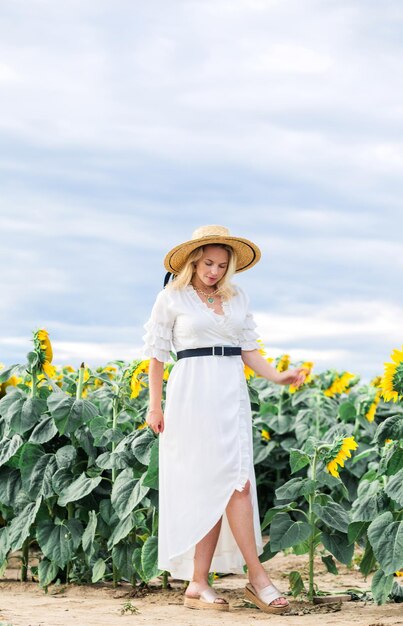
left=141, top=282, right=264, bottom=581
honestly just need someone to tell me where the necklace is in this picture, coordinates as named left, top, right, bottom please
left=192, top=285, right=221, bottom=303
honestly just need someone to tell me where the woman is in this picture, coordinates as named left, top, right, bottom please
left=142, top=225, right=306, bottom=614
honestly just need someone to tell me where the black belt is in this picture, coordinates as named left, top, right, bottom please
left=176, top=346, right=242, bottom=359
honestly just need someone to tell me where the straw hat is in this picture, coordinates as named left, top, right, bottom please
left=164, top=225, right=261, bottom=274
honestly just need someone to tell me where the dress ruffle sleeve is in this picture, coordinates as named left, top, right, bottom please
left=237, top=287, right=260, bottom=351
left=141, top=288, right=175, bottom=363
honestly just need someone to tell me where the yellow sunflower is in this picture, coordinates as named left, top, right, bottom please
left=243, top=339, right=266, bottom=379
left=380, top=345, right=403, bottom=403
left=365, top=389, right=382, bottom=422
left=0, top=375, right=23, bottom=398
left=370, top=375, right=382, bottom=388
left=261, top=429, right=271, bottom=442
left=324, top=372, right=356, bottom=397
left=290, top=361, right=314, bottom=394
left=33, top=328, right=56, bottom=377
left=277, top=354, right=291, bottom=372
left=130, top=372, right=148, bottom=399
left=326, top=436, right=358, bottom=478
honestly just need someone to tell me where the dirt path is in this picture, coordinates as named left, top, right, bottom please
left=1, top=552, right=402, bottom=626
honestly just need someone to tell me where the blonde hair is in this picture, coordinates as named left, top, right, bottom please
left=166, top=244, right=238, bottom=300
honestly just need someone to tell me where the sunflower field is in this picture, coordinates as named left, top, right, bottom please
left=0, top=330, right=402, bottom=606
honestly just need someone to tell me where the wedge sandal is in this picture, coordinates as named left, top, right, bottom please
left=184, top=586, right=229, bottom=611
left=245, top=582, right=289, bottom=614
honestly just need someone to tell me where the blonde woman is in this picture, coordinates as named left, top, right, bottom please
left=142, top=225, right=306, bottom=613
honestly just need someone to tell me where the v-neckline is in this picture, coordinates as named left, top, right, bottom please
left=186, top=285, right=229, bottom=318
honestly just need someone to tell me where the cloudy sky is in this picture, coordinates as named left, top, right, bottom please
left=1, top=0, right=402, bottom=383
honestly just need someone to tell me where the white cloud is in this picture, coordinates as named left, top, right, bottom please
left=255, top=299, right=403, bottom=344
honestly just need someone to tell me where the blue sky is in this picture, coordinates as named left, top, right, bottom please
left=1, top=0, right=402, bottom=383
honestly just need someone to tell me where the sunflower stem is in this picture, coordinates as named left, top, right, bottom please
left=111, top=395, right=119, bottom=484
left=31, top=368, right=37, bottom=398
left=76, top=363, right=85, bottom=400
left=314, top=392, right=321, bottom=438
left=277, top=387, right=285, bottom=421
left=21, top=537, right=29, bottom=582
left=308, top=450, right=318, bottom=602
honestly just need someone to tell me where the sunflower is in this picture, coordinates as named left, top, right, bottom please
left=289, top=361, right=314, bottom=394
left=365, top=389, right=382, bottom=422
left=261, top=429, right=271, bottom=441
left=277, top=354, right=291, bottom=372
left=325, top=436, right=358, bottom=478
left=33, top=328, right=56, bottom=377
left=380, top=345, right=403, bottom=403
left=324, top=372, right=356, bottom=397
left=130, top=374, right=147, bottom=399
left=370, top=375, right=382, bottom=388
left=243, top=339, right=266, bottom=379
left=0, top=375, right=23, bottom=398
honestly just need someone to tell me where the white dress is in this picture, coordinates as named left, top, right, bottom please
left=141, top=283, right=264, bottom=581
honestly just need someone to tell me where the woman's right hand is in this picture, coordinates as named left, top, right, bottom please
left=146, top=408, right=165, bottom=434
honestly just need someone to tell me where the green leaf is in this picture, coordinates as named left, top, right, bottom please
left=131, top=429, right=156, bottom=465
left=8, top=499, right=42, bottom=551
left=57, top=473, right=102, bottom=507
left=92, top=558, right=106, bottom=583
left=288, top=570, right=305, bottom=597
left=0, top=467, right=21, bottom=507
left=321, top=531, right=354, bottom=565
left=36, top=519, right=83, bottom=568
left=270, top=513, right=311, bottom=551
left=112, top=542, right=135, bottom=582
left=386, top=447, right=403, bottom=476
left=375, top=414, right=403, bottom=444
left=359, top=541, right=376, bottom=577
left=133, top=547, right=146, bottom=582
left=141, top=536, right=162, bottom=582
left=261, top=503, right=299, bottom=531
left=351, top=482, right=385, bottom=522
left=371, top=568, right=394, bottom=605
left=352, top=447, right=378, bottom=464
left=107, top=514, right=134, bottom=549
left=348, top=521, right=369, bottom=544
left=55, top=445, right=77, bottom=469
left=313, top=501, right=349, bottom=533
left=82, top=511, right=97, bottom=556
left=289, top=449, right=310, bottom=474
left=47, top=393, right=98, bottom=435
left=367, top=512, right=403, bottom=575
left=0, top=390, right=47, bottom=434
left=88, top=416, right=109, bottom=446
left=51, top=468, right=75, bottom=495
left=258, top=539, right=278, bottom=563
left=0, top=364, right=22, bottom=383
left=385, top=468, right=403, bottom=506
left=38, top=558, right=59, bottom=589
left=143, top=439, right=159, bottom=489
left=19, top=396, right=47, bottom=434
left=321, top=554, right=338, bottom=574
left=338, top=402, right=356, bottom=422
left=275, top=477, right=316, bottom=501
left=0, top=527, right=10, bottom=564
left=390, top=580, right=403, bottom=602
left=29, top=415, right=58, bottom=444
left=20, top=445, right=57, bottom=500
left=0, top=434, right=23, bottom=467
left=111, top=469, right=149, bottom=520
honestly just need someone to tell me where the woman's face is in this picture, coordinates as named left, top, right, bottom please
left=193, top=245, right=229, bottom=288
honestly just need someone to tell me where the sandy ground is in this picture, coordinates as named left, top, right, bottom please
left=1, top=551, right=402, bottom=626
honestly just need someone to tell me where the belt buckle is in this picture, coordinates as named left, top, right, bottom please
left=213, top=346, right=224, bottom=356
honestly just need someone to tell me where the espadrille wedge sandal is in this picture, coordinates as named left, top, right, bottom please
left=245, top=582, right=289, bottom=614
left=184, top=586, right=229, bottom=611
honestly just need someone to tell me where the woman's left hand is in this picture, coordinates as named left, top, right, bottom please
left=276, top=367, right=307, bottom=387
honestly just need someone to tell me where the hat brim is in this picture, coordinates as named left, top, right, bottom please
left=164, top=235, right=261, bottom=274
